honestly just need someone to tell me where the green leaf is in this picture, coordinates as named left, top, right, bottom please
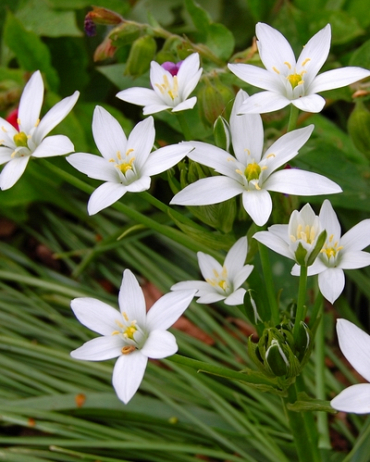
left=96, top=63, right=150, bottom=90
left=3, top=11, right=59, bottom=91
left=350, top=39, right=370, bottom=70
left=309, top=10, right=364, bottom=45
left=15, top=0, right=82, bottom=37
left=184, top=0, right=211, bottom=37
left=206, top=23, right=235, bottom=61
left=287, top=392, right=337, bottom=413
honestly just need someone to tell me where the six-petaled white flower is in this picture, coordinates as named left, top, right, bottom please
left=170, top=90, right=342, bottom=226
left=0, top=70, right=79, bottom=190
left=291, top=200, right=370, bottom=303
left=67, top=106, right=191, bottom=215
left=331, top=319, right=370, bottom=414
left=71, top=269, right=196, bottom=404
left=228, top=23, right=370, bottom=114
left=171, top=237, right=253, bottom=305
left=116, top=53, right=202, bottom=115
left=253, top=203, right=324, bottom=266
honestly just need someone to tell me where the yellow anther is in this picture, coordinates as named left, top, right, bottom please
left=213, top=269, right=220, bottom=278
left=261, top=166, right=268, bottom=171
left=235, top=169, right=243, bottom=175
left=1, top=126, right=7, bottom=132
left=254, top=182, right=261, bottom=190
left=273, top=67, right=280, bottom=74
left=117, top=151, right=122, bottom=160
left=329, top=234, right=334, bottom=243
left=125, top=148, right=134, bottom=156
left=155, top=83, right=165, bottom=95
left=244, top=148, right=251, bottom=155
left=302, top=58, right=311, bottom=67
left=122, top=313, right=129, bottom=322
left=111, top=330, right=120, bottom=336
left=121, top=345, right=136, bottom=354
left=284, top=62, right=292, bottom=70
left=218, top=280, right=228, bottom=290
left=115, top=319, right=124, bottom=328
left=109, top=158, right=115, bottom=162
left=35, top=119, right=40, bottom=127
left=17, top=118, right=21, bottom=126
left=227, top=157, right=236, bottom=162
left=266, top=153, right=276, bottom=159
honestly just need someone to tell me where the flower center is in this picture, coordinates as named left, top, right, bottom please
left=290, top=224, right=316, bottom=244
left=13, top=132, right=29, bottom=148
left=111, top=149, right=136, bottom=176
left=206, top=267, right=230, bottom=293
left=155, top=75, right=179, bottom=100
left=245, top=162, right=261, bottom=182
left=320, top=234, right=343, bottom=260
left=287, top=73, right=304, bottom=89
left=111, top=311, right=146, bottom=354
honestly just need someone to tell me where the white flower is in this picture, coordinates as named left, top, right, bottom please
left=292, top=200, right=370, bottom=303
left=253, top=203, right=323, bottom=266
left=170, top=90, right=342, bottom=226
left=228, top=23, right=370, bottom=114
left=116, top=53, right=202, bottom=115
left=71, top=269, right=196, bottom=404
left=331, top=319, right=370, bottom=414
left=171, top=236, right=253, bottom=305
left=0, top=70, right=79, bottom=190
left=67, top=106, right=191, bottom=215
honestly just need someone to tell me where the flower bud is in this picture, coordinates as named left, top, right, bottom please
left=348, top=100, right=370, bottom=159
left=86, top=7, right=123, bottom=26
left=294, top=321, right=312, bottom=362
left=124, top=36, right=157, bottom=78
left=109, top=22, right=143, bottom=47
left=265, top=339, right=290, bottom=376
left=94, top=37, right=117, bottom=62
left=198, top=83, right=225, bottom=125
left=213, top=116, right=231, bottom=152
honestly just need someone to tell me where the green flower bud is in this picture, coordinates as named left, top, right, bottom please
left=110, top=22, right=143, bottom=47
left=265, top=339, right=290, bottom=376
left=306, top=229, right=327, bottom=267
left=348, top=100, right=370, bottom=160
left=294, top=321, right=312, bottom=362
left=213, top=116, right=231, bottom=152
left=198, top=83, right=225, bottom=126
left=124, top=36, right=157, bottom=78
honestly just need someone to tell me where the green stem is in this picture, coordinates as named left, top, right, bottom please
left=309, top=281, right=323, bottom=329
left=257, top=241, right=279, bottom=325
left=287, top=104, right=299, bottom=132
left=293, top=265, right=308, bottom=339
left=176, top=111, right=193, bottom=141
left=283, top=384, right=319, bottom=462
left=42, top=160, right=221, bottom=259
left=315, top=307, right=331, bottom=450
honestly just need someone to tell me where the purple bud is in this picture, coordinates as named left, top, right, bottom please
left=84, top=16, right=96, bottom=37
left=161, top=61, right=183, bottom=76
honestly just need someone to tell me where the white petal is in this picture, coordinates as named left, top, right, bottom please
left=0, top=147, right=14, bottom=165
left=224, top=288, right=246, bottom=306
left=71, top=297, right=121, bottom=335
left=310, top=67, right=370, bottom=94
left=126, top=117, right=155, bottom=170
left=177, top=53, right=202, bottom=99
left=187, top=141, right=239, bottom=178
left=87, top=182, right=126, bottom=215
left=116, top=87, right=163, bottom=108
left=67, top=153, right=117, bottom=182
left=18, top=71, right=43, bottom=134
left=71, top=335, right=123, bottom=361
left=125, top=176, right=151, bottom=193
left=119, top=269, right=147, bottom=327
left=171, top=280, right=210, bottom=292
left=318, top=268, right=344, bottom=303
left=291, top=94, right=326, bottom=113
left=198, top=252, right=223, bottom=280
left=0, top=156, right=30, bottom=190
left=146, top=290, right=195, bottom=331
left=31, top=135, right=74, bottom=158
left=142, top=144, right=191, bottom=176
left=331, top=384, right=370, bottom=414
left=256, top=22, right=296, bottom=74
left=296, top=24, right=331, bottom=86
left=253, top=230, right=292, bottom=259
left=33, top=91, right=79, bottom=145
left=112, top=351, right=148, bottom=404
left=197, top=292, right=226, bottom=304
left=143, top=104, right=173, bottom=115
left=170, top=177, right=242, bottom=206
left=224, top=237, right=248, bottom=278
left=319, top=199, right=341, bottom=239
left=339, top=251, right=370, bottom=270
left=172, top=97, right=197, bottom=112
left=242, top=189, right=272, bottom=226
left=238, top=91, right=290, bottom=114
left=92, top=106, right=127, bottom=160
left=264, top=170, right=342, bottom=195
left=0, top=117, right=19, bottom=141
left=336, top=318, right=370, bottom=383
left=228, top=64, right=283, bottom=93
left=230, top=90, right=264, bottom=164
left=341, top=219, right=370, bottom=251
left=140, top=330, right=178, bottom=358
left=233, top=264, right=254, bottom=289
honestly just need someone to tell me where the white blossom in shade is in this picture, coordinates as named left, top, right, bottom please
left=116, top=53, right=202, bottom=115
left=331, top=319, right=370, bottom=414
left=253, top=203, right=323, bottom=266
left=228, top=23, right=370, bottom=114
left=170, top=90, right=342, bottom=226
left=171, top=237, right=253, bottom=306
left=70, top=269, right=196, bottom=404
left=0, top=70, right=79, bottom=190
left=291, top=200, right=370, bottom=303
left=67, top=106, right=191, bottom=215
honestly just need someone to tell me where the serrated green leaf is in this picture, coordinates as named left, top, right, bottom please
left=3, top=11, right=59, bottom=91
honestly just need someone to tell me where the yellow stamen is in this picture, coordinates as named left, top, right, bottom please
left=1, top=126, right=7, bottom=132
left=122, top=313, right=129, bottom=322
left=266, top=153, right=275, bottom=159
left=254, top=182, right=261, bottom=190
left=227, top=157, right=236, bottom=162
left=121, top=345, right=136, bottom=355
left=125, top=148, right=134, bottom=156
left=117, top=157, right=135, bottom=174
left=123, top=325, right=137, bottom=340
left=111, top=330, right=120, bottom=335
left=284, top=62, right=292, bottom=70
left=302, top=58, right=310, bottom=66
left=35, top=119, right=40, bottom=127
left=261, top=166, right=267, bottom=171
left=117, top=151, right=122, bottom=160
left=273, top=67, right=280, bottom=74
left=244, top=148, right=251, bottom=155
left=17, top=118, right=21, bottom=126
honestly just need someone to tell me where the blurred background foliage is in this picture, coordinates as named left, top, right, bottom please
left=1, top=0, right=370, bottom=460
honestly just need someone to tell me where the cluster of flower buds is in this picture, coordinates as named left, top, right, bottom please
left=248, top=321, right=312, bottom=378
